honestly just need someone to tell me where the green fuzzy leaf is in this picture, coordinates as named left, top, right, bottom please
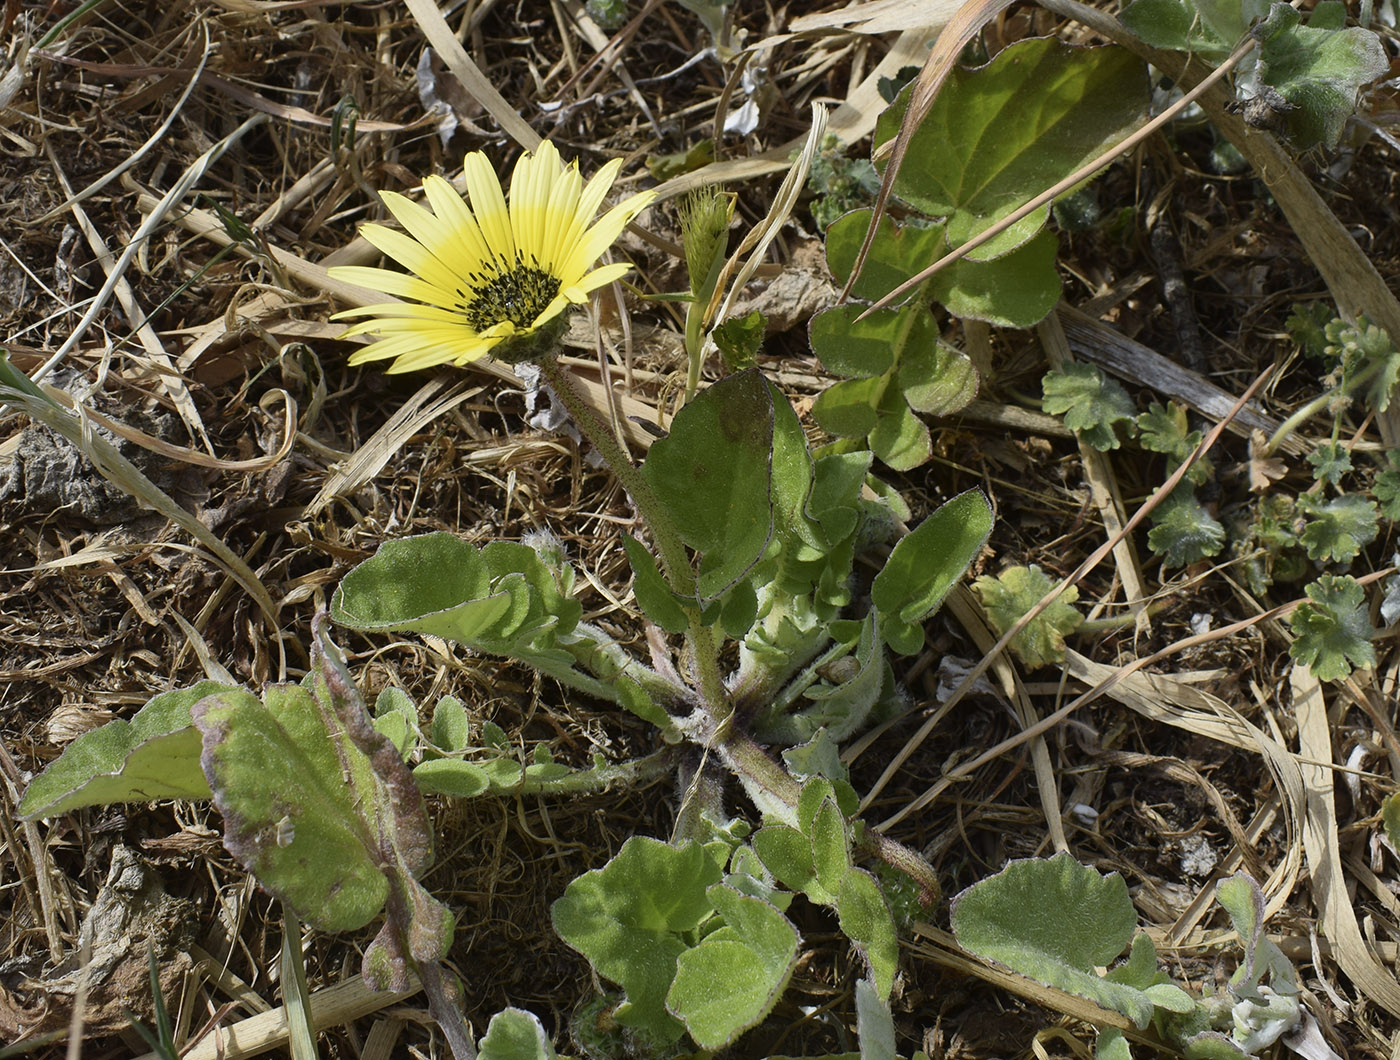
left=479, top=1009, right=558, bottom=1060
left=868, top=390, right=932, bottom=471
left=1299, top=493, right=1379, bottom=563
left=752, top=824, right=824, bottom=902
left=1382, top=792, right=1400, bottom=853
left=812, top=376, right=886, bottom=438
left=1042, top=363, right=1136, bottom=451
left=1096, top=1027, right=1134, bottom=1060
left=874, top=38, right=1148, bottom=255
left=809, top=304, right=901, bottom=379
left=1148, top=489, right=1226, bottom=568
left=872, top=489, right=994, bottom=652
left=643, top=369, right=776, bottom=601
left=1307, top=442, right=1352, bottom=487
left=430, top=696, right=471, bottom=754
left=973, top=565, right=1083, bottom=669
left=837, top=868, right=899, bottom=1001
left=1254, top=2, right=1389, bottom=149
left=897, top=335, right=978, bottom=416
left=1119, top=0, right=1262, bottom=57
left=667, top=885, right=800, bottom=1050
left=19, top=680, right=237, bottom=819
left=623, top=535, right=690, bottom=633
left=951, top=855, right=1157, bottom=1028
left=1288, top=574, right=1376, bottom=681
left=194, top=682, right=392, bottom=934
left=193, top=624, right=447, bottom=960
left=552, top=837, right=723, bottom=1044
left=855, top=978, right=898, bottom=1060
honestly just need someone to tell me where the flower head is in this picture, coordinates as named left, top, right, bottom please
left=329, top=142, right=654, bottom=371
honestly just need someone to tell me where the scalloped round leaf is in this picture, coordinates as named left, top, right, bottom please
left=667, top=885, right=800, bottom=1051
left=898, top=338, right=978, bottom=416
left=874, top=38, right=1148, bottom=257
left=868, top=396, right=931, bottom=472
left=824, top=210, right=947, bottom=303
left=929, top=229, right=1062, bottom=327
left=809, top=304, right=901, bottom=379
left=552, top=837, right=723, bottom=1045
left=812, top=375, right=886, bottom=438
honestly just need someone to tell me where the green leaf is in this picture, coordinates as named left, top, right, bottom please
left=928, top=229, right=1062, bottom=328
left=1299, top=493, right=1379, bottom=562
left=1373, top=451, right=1400, bottom=519
left=1148, top=489, right=1226, bottom=568
left=824, top=210, right=947, bottom=304
left=812, top=375, right=886, bottom=438
left=868, top=389, right=932, bottom=472
left=478, top=1009, right=558, bottom=1060
left=1307, top=441, right=1352, bottom=487
left=643, top=369, right=776, bottom=601
left=838, top=868, right=899, bottom=1001
left=193, top=684, right=392, bottom=934
left=667, top=885, right=800, bottom=1051
left=951, top=855, right=1157, bottom=1028
left=811, top=798, right=851, bottom=897
left=623, top=535, right=690, bottom=633
left=194, top=623, right=447, bottom=962
left=1137, top=401, right=1209, bottom=485
left=1287, top=303, right=1334, bottom=358
left=874, top=38, right=1148, bottom=254
left=331, top=532, right=510, bottom=641
left=752, top=824, right=823, bottom=901
left=713, top=310, right=766, bottom=371
left=809, top=304, right=901, bottom=378
left=1119, top=0, right=1254, bottom=57
left=973, top=565, right=1083, bottom=669
left=1254, top=2, right=1389, bottom=149
left=430, top=696, right=471, bottom=754
left=872, top=489, right=994, bottom=654
left=1042, top=363, right=1136, bottom=451
left=898, top=335, right=978, bottom=417
left=1288, top=574, right=1376, bottom=681
left=19, top=680, right=236, bottom=819
left=552, top=837, right=723, bottom=1044
left=855, top=977, right=898, bottom=1060
left=1382, top=792, right=1400, bottom=852
left=1096, top=1027, right=1134, bottom=1060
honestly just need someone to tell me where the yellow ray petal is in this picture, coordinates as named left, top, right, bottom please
left=422, top=176, right=493, bottom=267
left=462, top=151, right=514, bottom=263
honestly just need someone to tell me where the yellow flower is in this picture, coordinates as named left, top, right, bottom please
left=329, top=142, right=654, bottom=372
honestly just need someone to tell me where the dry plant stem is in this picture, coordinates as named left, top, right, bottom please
left=861, top=364, right=1275, bottom=814
left=535, top=355, right=729, bottom=723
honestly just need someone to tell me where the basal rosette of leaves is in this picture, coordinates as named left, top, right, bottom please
left=807, top=37, right=1148, bottom=470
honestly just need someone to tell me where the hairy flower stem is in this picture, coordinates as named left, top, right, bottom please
left=537, top=356, right=730, bottom=723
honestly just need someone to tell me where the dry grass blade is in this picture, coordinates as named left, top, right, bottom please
left=401, top=0, right=541, bottom=151
left=1292, top=666, right=1400, bottom=1018
left=0, top=367, right=277, bottom=624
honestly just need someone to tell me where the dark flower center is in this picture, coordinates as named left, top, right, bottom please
left=462, top=256, right=561, bottom=332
